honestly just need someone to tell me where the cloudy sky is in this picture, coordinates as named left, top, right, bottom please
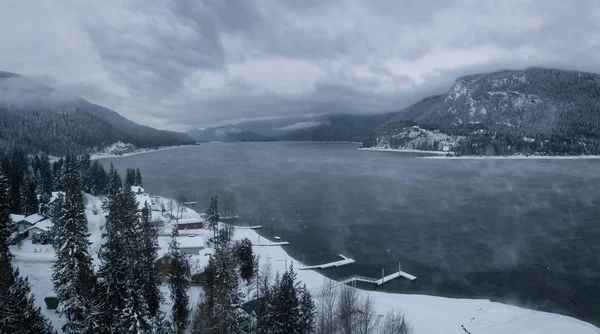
left=1, top=0, right=599, bottom=131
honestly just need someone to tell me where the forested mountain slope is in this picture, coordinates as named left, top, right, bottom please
left=0, top=71, right=193, bottom=155
left=364, top=67, right=600, bottom=155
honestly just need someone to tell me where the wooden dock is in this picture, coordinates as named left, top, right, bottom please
left=337, top=262, right=417, bottom=286
left=234, top=225, right=263, bottom=230
left=252, top=241, right=289, bottom=246
left=299, top=254, right=355, bottom=270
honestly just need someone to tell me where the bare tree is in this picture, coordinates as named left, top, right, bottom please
left=167, top=198, right=176, bottom=218
left=337, top=285, right=360, bottom=334
left=317, top=279, right=338, bottom=334
left=220, top=196, right=237, bottom=219
left=356, top=294, right=381, bottom=334
left=176, top=195, right=187, bottom=219
left=381, top=310, right=413, bottom=334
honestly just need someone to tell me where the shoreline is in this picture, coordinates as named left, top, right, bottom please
left=91, top=144, right=198, bottom=160
left=235, top=224, right=600, bottom=333
left=359, top=147, right=600, bottom=159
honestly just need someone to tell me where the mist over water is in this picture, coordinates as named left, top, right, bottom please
left=101, top=142, right=600, bottom=324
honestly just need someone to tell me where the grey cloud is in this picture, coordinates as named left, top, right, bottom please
left=1, top=0, right=600, bottom=131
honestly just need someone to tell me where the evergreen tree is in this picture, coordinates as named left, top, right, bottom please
left=297, top=284, right=316, bottom=334
left=135, top=168, right=143, bottom=187
left=0, top=172, right=13, bottom=290
left=97, top=175, right=130, bottom=331
left=125, top=168, right=136, bottom=188
left=52, top=159, right=99, bottom=333
left=168, top=228, right=190, bottom=334
left=235, top=238, right=256, bottom=284
left=269, top=265, right=300, bottom=334
left=205, top=240, right=247, bottom=333
left=140, top=202, right=162, bottom=317
left=0, top=268, right=54, bottom=334
left=21, top=178, right=39, bottom=215
left=205, top=196, right=220, bottom=238
left=105, top=163, right=121, bottom=196
left=39, top=152, right=53, bottom=196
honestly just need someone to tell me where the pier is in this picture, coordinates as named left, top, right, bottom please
left=252, top=241, right=290, bottom=246
left=234, top=225, right=263, bottom=230
left=299, top=254, right=355, bottom=270
left=337, top=262, right=417, bottom=286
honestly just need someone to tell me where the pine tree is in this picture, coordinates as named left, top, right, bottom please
left=97, top=174, right=130, bottom=331
left=205, top=240, right=247, bottom=333
left=0, top=171, right=13, bottom=290
left=105, top=163, right=121, bottom=196
left=21, top=178, right=39, bottom=215
left=297, top=284, right=316, bottom=334
left=125, top=168, right=136, bottom=188
left=135, top=168, right=143, bottom=187
left=39, top=152, right=53, bottom=196
left=168, top=228, right=190, bottom=334
left=235, top=238, right=256, bottom=284
left=140, top=201, right=162, bottom=318
left=52, top=159, right=99, bottom=333
left=270, top=265, right=300, bottom=334
left=205, top=196, right=220, bottom=238
left=0, top=268, right=54, bottom=334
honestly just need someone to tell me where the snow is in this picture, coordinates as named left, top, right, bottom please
left=23, top=213, right=45, bottom=224
left=423, top=155, right=600, bottom=160
left=90, top=143, right=197, bottom=160
left=10, top=214, right=25, bottom=222
left=358, top=147, right=448, bottom=155
left=27, top=218, right=53, bottom=232
left=175, top=235, right=206, bottom=250
left=11, top=189, right=600, bottom=334
left=131, top=185, right=145, bottom=194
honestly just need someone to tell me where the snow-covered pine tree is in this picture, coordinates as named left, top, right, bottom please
left=105, top=163, right=121, bottom=196
left=0, top=171, right=53, bottom=333
left=118, top=182, right=152, bottom=333
left=297, top=283, right=316, bottom=334
left=168, top=228, right=190, bottom=334
left=235, top=238, right=256, bottom=284
left=269, top=264, right=300, bottom=334
left=140, top=201, right=162, bottom=317
left=135, top=168, right=142, bottom=187
left=0, top=268, right=54, bottom=334
left=21, top=178, right=38, bottom=215
left=0, top=171, right=14, bottom=290
left=52, top=159, right=99, bottom=334
left=207, top=240, right=247, bottom=333
left=97, top=172, right=130, bottom=331
left=124, top=168, right=136, bottom=188
left=205, top=196, right=220, bottom=238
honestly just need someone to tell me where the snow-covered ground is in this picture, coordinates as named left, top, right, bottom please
left=11, top=190, right=600, bottom=334
left=90, top=142, right=198, bottom=160
left=358, top=147, right=448, bottom=155
left=422, top=154, right=600, bottom=160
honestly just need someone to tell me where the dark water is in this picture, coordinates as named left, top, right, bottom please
left=101, top=142, right=600, bottom=325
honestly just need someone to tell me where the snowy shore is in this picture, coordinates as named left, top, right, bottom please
left=359, top=147, right=600, bottom=160
left=11, top=189, right=600, bottom=333
left=90, top=144, right=198, bottom=160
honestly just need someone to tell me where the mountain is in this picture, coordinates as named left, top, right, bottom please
left=186, top=113, right=396, bottom=143
left=364, top=67, right=600, bottom=155
left=0, top=71, right=194, bottom=155
left=223, top=130, right=276, bottom=142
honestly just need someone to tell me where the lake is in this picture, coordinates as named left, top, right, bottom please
left=100, top=142, right=600, bottom=325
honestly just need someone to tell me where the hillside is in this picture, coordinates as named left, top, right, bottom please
left=364, top=67, right=600, bottom=155
left=186, top=113, right=396, bottom=143
left=0, top=71, right=194, bottom=155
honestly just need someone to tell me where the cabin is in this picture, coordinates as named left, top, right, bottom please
left=176, top=218, right=204, bottom=230
left=27, top=218, right=53, bottom=235
left=16, top=214, right=45, bottom=236
left=131, top=185, right=145, bottom=194
left=177, top=235, right=206, bottom=255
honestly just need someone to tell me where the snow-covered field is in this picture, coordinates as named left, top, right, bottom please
left=11, top=190, right=600, bottom=334
left=90, top=142, right=198, bottom=160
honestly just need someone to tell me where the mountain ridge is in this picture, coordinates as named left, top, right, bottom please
left=0, top=71, right=194, bottom=155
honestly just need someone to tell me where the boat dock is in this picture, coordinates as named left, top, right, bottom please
left=299, top=254, right=355, bottom=270
left=252, top=241, right=290, bottom=246
left=337, top=262, right=417, bottom=286
left=234, top=225, right=263, bottom=230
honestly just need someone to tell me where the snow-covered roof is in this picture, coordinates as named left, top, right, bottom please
left=131, top=186, right=145, bottom=193
left=23, top=214, right=45, bottom=224
left=10, top=214, right=25, bottom=222
left=27, top=219, right=53, bottom=232
left=176, top=235, right=205, bottom=249
left=177, top=217, right=204, bottom=224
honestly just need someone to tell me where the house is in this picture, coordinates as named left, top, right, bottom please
left=16, top=213, right=45, bottom=236
left=177, top=235, right=205, bottom=255
left=131, top=185, right=145, bottom=194
left=176, top=218, right=204, bottom=230
left=27, top=219, right=53, bottom=235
